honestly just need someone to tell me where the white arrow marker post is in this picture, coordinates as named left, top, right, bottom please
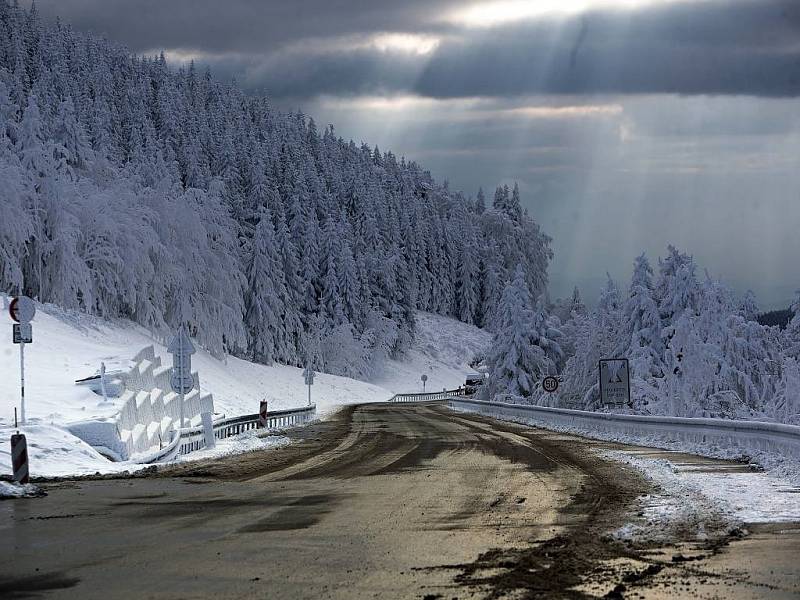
left=168, top=326, right=196, bottom=429
left=303, top=364, right=315, bottom=407
left=9, top=296, right=35, bottom=425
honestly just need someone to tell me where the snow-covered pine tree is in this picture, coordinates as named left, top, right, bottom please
left=784, top=292, right=800, bottom=360
left=244, top=212, right=288, bottom=365
left=487, top=267, right=559, bottom=400
left=456, top=221, right=479, bottom=324
left=0, top=0, right=555, bottom=373
left=619, top=255, right=664, bottom=399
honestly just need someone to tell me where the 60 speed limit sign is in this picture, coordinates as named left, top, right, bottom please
left=542, top=376, right=559, bottom=393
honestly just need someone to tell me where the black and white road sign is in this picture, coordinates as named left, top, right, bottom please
left=12, top=323, right=32, bottom=344
left=542, top=376, right=559, bottom=393
left=9, top=296, right=35, bottom=324
left=599, top=358, right=630, bottom=406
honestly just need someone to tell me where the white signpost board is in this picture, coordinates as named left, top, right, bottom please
left=303, top=364, right=315, bottom=406
left=168, top=327, right=196, bottom=428
left=9, top=296, right=35, bottom=425
left=599, top=358, right=630, bottom=408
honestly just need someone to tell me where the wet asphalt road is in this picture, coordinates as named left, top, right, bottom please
left=1, top=403, right=798, bottom=599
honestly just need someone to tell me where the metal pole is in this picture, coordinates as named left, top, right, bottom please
left=307, top=383, right=311, bottom=407
left=19, top=339, right=26, bottom=425
left=179, top=342, right=185, bottom=428
left=99, top=362, right=108, bottom=403
left=180, top=389, right=185, bottom=428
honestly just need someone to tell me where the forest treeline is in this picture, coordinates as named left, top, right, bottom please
left=0, top=1, right=550, bottom=377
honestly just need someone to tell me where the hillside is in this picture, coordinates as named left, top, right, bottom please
left=0, top=298, right=490, bottom=477
left=0, top=0, right=549, bottom=379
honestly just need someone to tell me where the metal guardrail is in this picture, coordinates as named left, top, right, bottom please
left=388, top=388, right=466, bottom=403
left=448, top=397, right=800, bottom=462
left=137, top=404, right=317, bottom=464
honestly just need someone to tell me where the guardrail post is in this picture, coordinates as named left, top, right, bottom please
left=11, top=433, right=29, bottom=484
left=259, top=400, right=268, bottom=428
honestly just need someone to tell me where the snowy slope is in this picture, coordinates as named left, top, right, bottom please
left=0, top=298, right=489, bottom=477
left=373, top=312, right=491, bottom=394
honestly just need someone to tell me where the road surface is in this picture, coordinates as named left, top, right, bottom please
left=1, top=403, right=799, bottom=599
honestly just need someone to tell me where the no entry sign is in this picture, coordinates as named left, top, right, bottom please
left=9, top=296, right=35, bottom=324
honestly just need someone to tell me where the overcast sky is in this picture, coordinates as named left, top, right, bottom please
left=30, top=0, right=800, bottom=308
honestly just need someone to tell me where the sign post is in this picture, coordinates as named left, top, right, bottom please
left=421, top=374, right=428, bottom=393
left=303, top=364, right=315, bottom=406
left=599, top=358, right=630, bottom=408
left=168, top=326, right=196, bottom=428
left=9, top=296, right=35, bottom=425
left=99, top=362, right=109, bottom=404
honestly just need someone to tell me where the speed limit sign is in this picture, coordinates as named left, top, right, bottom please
left=542, top=376, right=559, bottom=393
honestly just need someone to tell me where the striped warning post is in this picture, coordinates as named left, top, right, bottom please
left=258, top=400, right=268, bottom=428
left=11, top=433, right=29, bottom=484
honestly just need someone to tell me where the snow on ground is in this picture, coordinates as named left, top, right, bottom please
left=0, top=298, right=488, bottom=479
left=0, top=481, right=45, bottom=499
left=173, top=431, right=291, bottom=464
left=607, top=449, right=800, bottom=544
left=455, top=405, right=800, bottom=531
left=373, top=312, right=491, bottom=394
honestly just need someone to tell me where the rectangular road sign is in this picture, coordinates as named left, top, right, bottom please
left=599, top=358, right=630, bottom=407
left=12, top=323, right=32, bottom=344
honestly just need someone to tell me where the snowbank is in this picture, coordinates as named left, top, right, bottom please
left=608, top=450, right=800, bottom=543
left=0, top=481, right=46, bottom=499
left=173, top=431, right=291, bottom=464
left=0, top=300, right=488, bottom=478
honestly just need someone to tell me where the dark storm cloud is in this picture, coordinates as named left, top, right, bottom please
left=414, top=0, right=800, bottom=98
left=27, top=0, right=460, bottom=54
left=31, top=0, right=799, bottom=99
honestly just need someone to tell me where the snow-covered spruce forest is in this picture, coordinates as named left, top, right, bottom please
left=0, top=2, right=550, bottom=377
left=0, top=2, right=797, bottom=424
left=487, top=247, right=800, bottom=424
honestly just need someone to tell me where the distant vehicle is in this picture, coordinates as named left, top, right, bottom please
left=464, top=372, right=485, bottom=395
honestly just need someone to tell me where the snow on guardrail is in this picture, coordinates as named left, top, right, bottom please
left=135, top=404, right=316, bottom=464
left=388, top=388, right=466, bottom=403
left=448, top=397, right=800, bottom=463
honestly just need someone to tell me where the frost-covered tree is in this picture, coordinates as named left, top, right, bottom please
left=456, top=222, right=479, bottom=324
left=620, top=254, right=664, bottom=386
left=244, top=213, right=287, bottom=364
left=555, top=246, right=789, bottom=420
left=784, top=292, right=800, bottom=361
left=0, top=0, right=555, bottom=375
left=487, top=267, right=559, bottom=400
left=560, top=274, right=623, bottom=410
